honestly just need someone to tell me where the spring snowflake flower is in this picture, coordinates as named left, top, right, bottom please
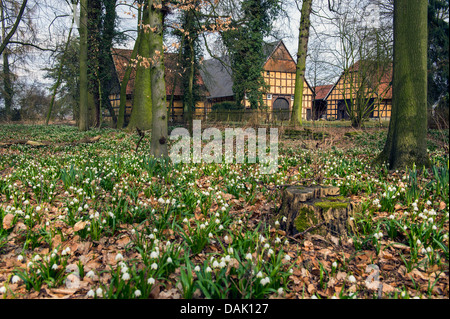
left=148, top=277, right=155, bottom=285
left=17, top=255, right=24, bottom=262
left=167, top=257, right=173, bottom=263
left=284, top=254, right=291, bottom=261
left=122, top=272, right=130, bottom=281
left=245, top=253, right=252, bottom=260
left=134, top=290, right=142, bottom=297
left=86, top=270, right=95, bottom=279
left=151, top=263, right=158, bottom=270
left=96, top=287, right=103, bottom=297
left=11, top=276, right=21, bottom=284
left=260, top=277, right=270, bottom=286
left=206, top=266, right=212, bottom=273
left=150, top=251, right=158, bottom=259
left=348, top=275, right=356, bottom=283
left=86, top=289, right=95, bottom=298
left=194, top=266, right=201, bottom=272
left=115, top=253, right=124, bottom=261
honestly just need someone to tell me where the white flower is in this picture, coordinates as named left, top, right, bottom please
left=150, top=251, right=158, bottom=259
left=86, top=289, right=95, bottom=298
left=277, top=287, right=284, bottom=295
left=96, top=287, right=103, bottom=297
left=194, top=266, right=201, bottom=272
left=206, top=266, right=212, bottom=273
left=134, top=289, right=142, bottom=297
left=212, top=260, right=219, bottom=268
left=167, top=257, right=173, bottom=263
left=11, top=275, right=21, bottom=284
left=52, top=263, right=58, bottom=270
left=33, top=255, right=42, bottom=262
left=17, top=255, right=24, bottom=262
left=332, top=261, right=338, bottom=268
left=256, top=271, right=263, bottom=278
left=115, top=253, right=124, bottom=261
left=0, top=286, right=6, bottom=294
left=245, top=253, right=252, bottom=260
left=151, top=263, right=158, bottom=270
left=260, top=277, right=270, bottom=286
left=147, top=277, right=155, bottom=285
left=348, top=275, right=356, bottom=283
left=284, top=254, right=291, bottom=261
left=86, top=270, right=95, bottom=279
left=122, top=272, right=130, bottom=281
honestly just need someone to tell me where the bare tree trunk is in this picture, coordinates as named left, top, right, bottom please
left=291, top=0, right=312, bottom=127
left=377, top=0, right=429, bottom=169
left=1, top=1, right=13, bottom=121
left=78, top=0, right=89, bottom=131
left=149, top=0, right=168, bottom=158
left=127, top=2, right=152, bottom=131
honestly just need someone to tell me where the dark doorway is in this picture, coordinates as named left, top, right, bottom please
left=337, top=100, right=350, bottom=120
left=273, top=98, right=290, bottom=121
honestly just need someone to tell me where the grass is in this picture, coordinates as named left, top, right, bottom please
left=0, top=123, right=448, bottom=300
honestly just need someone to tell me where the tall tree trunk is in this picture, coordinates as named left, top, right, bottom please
left=127, top=2, right=152, bottom=131
left=377, top=0, right=429, bottom=169
left=184, top=37, right=195, bottom=135
left=1, top=1, right=12, bottom=121
left=291, top=0, right=312, bottom=127
left=149, top=0, right=168, bottom=158
left=78, top=0, right=89, bottom=131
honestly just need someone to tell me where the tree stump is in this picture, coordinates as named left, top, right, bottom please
left=278, top=185, right=357, bottom=241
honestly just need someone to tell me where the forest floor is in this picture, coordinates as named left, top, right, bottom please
left=0, top=123, right=448, bottom=300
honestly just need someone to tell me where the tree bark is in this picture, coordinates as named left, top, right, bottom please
left=127, top=2, right=153, bottom=131
left=291, top=0, right=312, bottom=127
left=377, top=0, right=429, bottom=169
left=78, top=0, right=89, bottom=131
left=149, top=0, right=168, bottom=158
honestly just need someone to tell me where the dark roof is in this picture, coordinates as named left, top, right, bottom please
left=314, top=85, right=333, bottom=100
left=111, top=48, right=207, bottom=97
left=199, top=56, right=234, bottom=99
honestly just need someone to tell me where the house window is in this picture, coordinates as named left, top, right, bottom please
left=266, top=71, right=270, bottom=76
left=267, top=94, right=272, bottom=100
left=291, top=95, right=295, bottom=101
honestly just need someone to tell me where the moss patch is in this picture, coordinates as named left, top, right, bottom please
left=294, top=207, right=318, bottom=233
left=314, top=199, right=349, bottom=211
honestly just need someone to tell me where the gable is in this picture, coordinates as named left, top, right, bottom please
left=263, top=42, right=297, bottom=73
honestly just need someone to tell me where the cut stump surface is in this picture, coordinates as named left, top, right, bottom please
left=278, top=185, right=357, bottom=241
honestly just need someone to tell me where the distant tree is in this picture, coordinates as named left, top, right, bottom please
left=427, top=0, right=449, bottom=109
left=222, top=0, right=280, bottom=109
